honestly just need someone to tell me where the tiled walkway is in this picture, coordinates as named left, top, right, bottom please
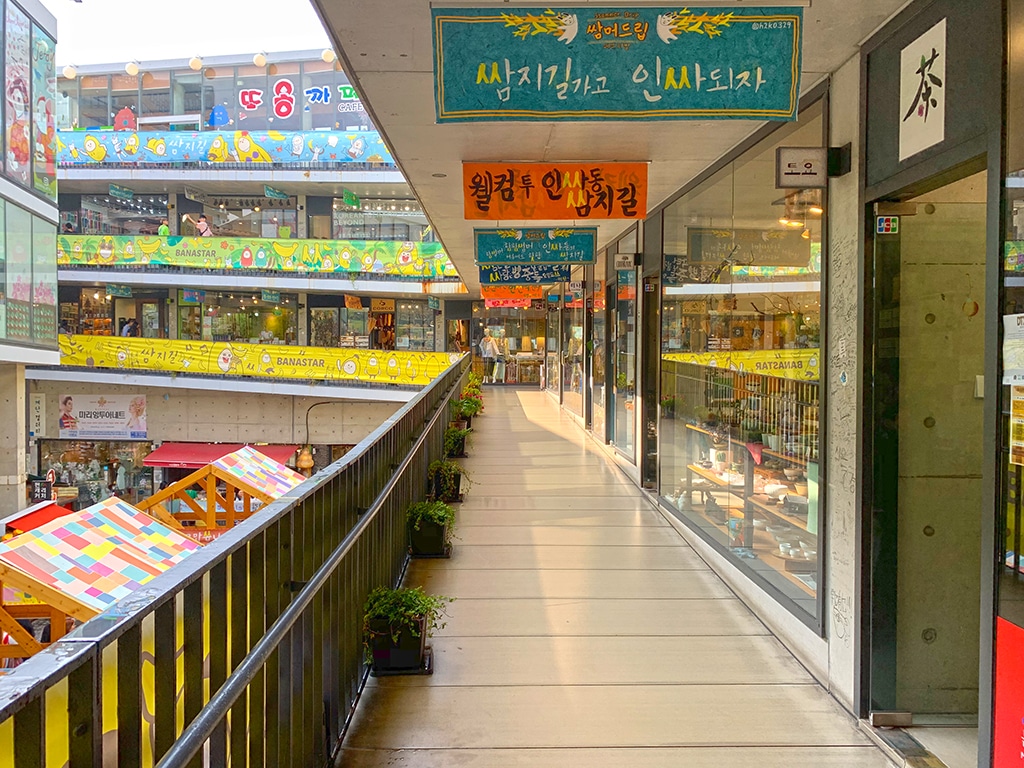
left=339, top=388, right=895, bottom=768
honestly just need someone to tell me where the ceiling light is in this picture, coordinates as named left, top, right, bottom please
left=188, top=56, right=203, bottom=71
left=254, top=205, right=260, bottom=212
left=125, top=61, right=140, bottom=76
left=801, top=230, right=811, bottom=240
left=253, top=52, right=267, bottom=68
left=93, top=292, right=99, bottom=299
left=778, top=217, right=790, bottom=226
left=321, top=49, right=336, bottom=64
left=431, top=172, right=447, bottom=178
left=786, top=220, right=804, bottom=228
left=62, top=64, right=77, bottom=80
left=809, top=205, right=824, bottom=216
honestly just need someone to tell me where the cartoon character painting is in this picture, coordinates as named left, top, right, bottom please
left=206, top=134, right=230, bottom=163
left=233, top=131, right=272, bottom=162
left=32, top=95, right=54, bottom=181
left=346, top=137, right=365, bottom=159
left=6, top=77, right=30, bottom=178
left=207, top=105, right=230, bottom=128
left=113, top=107, right=137, bottom=131
left=82, top=135, right=107, bottom=162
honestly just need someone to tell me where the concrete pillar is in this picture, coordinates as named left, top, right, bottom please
left=0, top=364, right=27, bottom=517
left=167, top=193, right=179, bottom=235
left=297, top=195, right=308, bottom=238
left=298, top=293, right=308, bottom=346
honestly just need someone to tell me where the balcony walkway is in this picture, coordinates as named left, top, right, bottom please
left=338, top=388, right=894, bottom=768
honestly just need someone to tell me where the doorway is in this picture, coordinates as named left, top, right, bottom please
left=868, top=171, right=987, bottom=738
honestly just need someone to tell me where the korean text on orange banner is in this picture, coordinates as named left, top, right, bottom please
left=463, top=162, right=647, bottom=220
left=480, top=284, right=544, bottom=300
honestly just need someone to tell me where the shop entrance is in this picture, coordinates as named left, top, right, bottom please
left=868, top=170, right=987, bottom=726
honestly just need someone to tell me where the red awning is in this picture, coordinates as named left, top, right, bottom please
left=143, top=443, right=299, bottom=469
left=5, top=501, right=73, bottom=534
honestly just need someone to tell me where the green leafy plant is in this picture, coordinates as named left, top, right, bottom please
left=407, top=500, right=456, bottom=541
left=467, top=372, right=484, bottom=388
left=458, top=395, right=483, bottom=418
left=444, top=426, right=471, bottom=457
left=362, top=586, right=453, bottom=663
left=429, top=459, right=468, bottom=501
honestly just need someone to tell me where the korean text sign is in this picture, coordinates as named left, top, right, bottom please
left=433, top=6, right=803, bottom=122
left=475, top=227, right=596, bottom=263
left=58, top=394, right=147, bottom=440
left=480, top=284, right=544, bottom=299
left=480, top=263, right=571, bottom=284
left=464, top=162, right=647, bottom=220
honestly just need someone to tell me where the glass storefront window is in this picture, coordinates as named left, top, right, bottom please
left=613, top=265, right=637, bottom=456
left=544, top=292, right=560, bottom=393
left=267, top=62, right=301, bottom=132
left=39, top=440, right=153, bottom=508
left=310, top=307, right=339, bottom=347
left=171, top=71, right=202, bottom=117
left=31, top=216, right=56, bottom=345
left=658, top=100, right=824, bottom=618
left=592, top=252, right=608, bottom=439
left=301, top=60, right=337, bottom=130
left=109, top=74, right=138, bottom=125
left=563, top=268, right=585, bottom=416
left=396, top=301, right=434, bottom=351
left=78, top=75, right=108, bottom=128
left=76, top=195, right=168, bottom=235
left=201, top=66, right=236, bottom=128
left=332, top=206, right=432, bottom=241
left=198, top=204, right=296, bottom=239
left=139, top=71, right=171, bottom=126
left=178, top=290, right=297, bottom=344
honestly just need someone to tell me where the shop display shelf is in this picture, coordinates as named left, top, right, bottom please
left=747, top=493, right=811, bottom=531
left=686, top=463, right=744, bottom=489
left=762, top=446, right=811, bottom=466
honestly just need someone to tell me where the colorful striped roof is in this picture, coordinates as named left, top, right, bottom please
left=211, top=446, right=307, bottom=500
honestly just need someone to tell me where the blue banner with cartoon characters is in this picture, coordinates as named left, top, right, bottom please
left=55, top=129, right=394, bottom=165
left=432, top=6, right=802, bottom=122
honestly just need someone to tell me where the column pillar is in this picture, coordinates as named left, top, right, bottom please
left=296, top=195, right=308, bottom=238
left=0, top=364, right=26, bottom=517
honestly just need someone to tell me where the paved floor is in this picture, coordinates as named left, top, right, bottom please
left=338, top=388, right=896, bottom=768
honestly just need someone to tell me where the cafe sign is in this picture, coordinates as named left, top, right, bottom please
left=475, top=227, right=596, bottom=264
left=480, top=284, right=544, bottom=299
left=464, top=162, right=647, bottom=220
left=433, top=6, right=803, bottom=122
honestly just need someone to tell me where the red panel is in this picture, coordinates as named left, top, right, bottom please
left=3, top=502, right=72, bottom=534
left=994, top=617, right=1024, bottom=767
left=143, top=443, right=298, bottom=469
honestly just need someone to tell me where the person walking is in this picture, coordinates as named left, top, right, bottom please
left=479, top=328, right=499, bottom=384
left=157, top=218, right=170, bottom=236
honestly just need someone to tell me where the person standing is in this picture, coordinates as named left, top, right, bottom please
left=479, top=328, right=499, bottom=384
left=157, top=218, right=170, bottom=236
left=196, top=214, right=213, bottom=237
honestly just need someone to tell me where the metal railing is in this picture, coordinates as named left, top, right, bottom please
left=0, top=353, right=469, bottom=768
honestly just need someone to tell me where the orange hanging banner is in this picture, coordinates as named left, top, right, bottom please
left=463, top=162, right=648, bottom=221
left=480, top=284, right=544, bottom=300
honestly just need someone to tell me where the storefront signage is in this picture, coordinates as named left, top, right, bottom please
left=56, top=129, right=394, bottom=166
left=899, top=18, right=946, bottom=161
left=480, top=263, right=572, bottom=284
left=1003, top=314, right=1024, bottom=384
left=341, top=188, right=361, bottom=208
left=432, top=6, right=803, bottom=122
left=775, top=147, right=827, bottom=189
left=29, top=393, right=45, bottom=438
left=263, top=185, right=289, bottom=200
left=57, top=235, right=458, bottom=279
left=480, top=284, right=544, bottom=300
left=663, top=349, right=819, bottom=382
left=994, top=617, right=1024, bottom=766
left=427, top=296, right=441, bottom=311
left=108, top=183, right=134, bottom=201
left=614, top=253, right=637, bottom=271
left=463, top=162, right=647, bottom=220
left=260, top=289, right=281, bottom=303
left=179, top=289, right=206, bottom=305
left=685, top=227, right=811, bottom=268
left=344, top=295, right=364, bottom=310
left=183, top=185, right=207, bottom=203
left=474, top=227, right=596, bottom=264
left=30, top=481, right=52, bottom=503
left=59, top=335, right=458, bottom=387
left=485, top=299, right=531, bottom=308
left=371, top=298, right=396, bottom=312
left=58, top=393, right=148, bottom=440
left=1011, top=387, right=1024, bottom=466
left=105, top=284, right=132, bottom=298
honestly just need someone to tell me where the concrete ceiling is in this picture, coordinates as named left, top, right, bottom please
left=313, top=0, right=909, bottom=294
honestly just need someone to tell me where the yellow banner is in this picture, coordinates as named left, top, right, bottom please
left=61, top=335, right=459, bottom=387
left=662, top=348, right=819, bottom=382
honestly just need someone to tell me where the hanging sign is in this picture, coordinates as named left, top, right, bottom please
left=432, top=6, right=803, bottom=123
left=341, top=188, right=361, bottom=208
left=105, top=284, right=132, bottom=298
left=108, top=183, right=134, bottom=201
left=371, top=298, right=395, bottom=312
left=261, top=289, right=281, bottom=303
left=464, top=162, right=647, bottom=220
left=183, top=185, right=206, bottom=203
left=480, top=263, right=571, bottom=284
left=480, top=284, right=544, bottom=300
left=775, top=147, right=828, bottom=189
left=485, top=299, right=532, bottom=308
left=899, top=18, right=946, bottom=162
left=427, top=296, right=441, bottom=310
left=264, top=185, right=289, bottom=200
left=344, top=295, right=364, bottom=310
left=179, top=289, right=206, bottom=305
left=475, top=227, right=596, bottom=264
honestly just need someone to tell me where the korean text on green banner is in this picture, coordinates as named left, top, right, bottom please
left=432, top=6, right=803, bottom=122
left=475, top=227, right=596, bottom=264
left=480, top=263, right=571, bottom=284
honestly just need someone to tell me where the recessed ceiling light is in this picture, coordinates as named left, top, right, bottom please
left=431, top=173, right=447, bottom=178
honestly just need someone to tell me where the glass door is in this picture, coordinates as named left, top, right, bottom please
left=139, top=301, right=163, bottom=338
left=613, top=268, right=637, bottom=458
left=868, top=171, right=987, bottom=720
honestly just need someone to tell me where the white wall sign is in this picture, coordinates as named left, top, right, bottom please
left=899, top=18, right=947, bottom=162
left=614, top=254, right=636, bottom=271
left=58, top=394, right=147, bottom=440
left=29, top=394, right=45, bottom=438
left=775, top=147, right=828, bottom=189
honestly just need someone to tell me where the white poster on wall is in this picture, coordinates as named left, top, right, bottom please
left=899, top=18, right=947, bottom=161
left=58, top=394, right=147, bottom=440
left=29, top=393, right=45, bottom=437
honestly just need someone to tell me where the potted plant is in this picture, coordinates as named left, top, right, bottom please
left=661, top=395, right=676, bottom=419
left=407, top=500, right=456, bottom=557
left=457, top=396, right=482, bottom=427
left=467, top=372, right=484, bottom=388
left=362, top=586, right=452, bottom=674
left=449, top=402, right=468, bottom=430
left=444, top=426, right=471, bottom=458
left=429, top=459, right=467, bottom=502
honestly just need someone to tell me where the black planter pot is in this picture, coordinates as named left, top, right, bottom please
left=367, top=616, right=426, bottom=673
left=445, top=436, right=467, bottom=458
left=432, top=471, right=462, bottom=503
left=409, top=520, right=449, bottom=556
left=463, top=414, right=473, bottom=429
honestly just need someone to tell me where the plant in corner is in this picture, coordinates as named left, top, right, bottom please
left=407, top=500, right=456, bottom=556
left=429, top=458, right=467, bottom=502
left=362, top=586, right=452, bottom=674
left=444, top=426, right=471, bottom=458
left=458, top=395, right=483, bottom=423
